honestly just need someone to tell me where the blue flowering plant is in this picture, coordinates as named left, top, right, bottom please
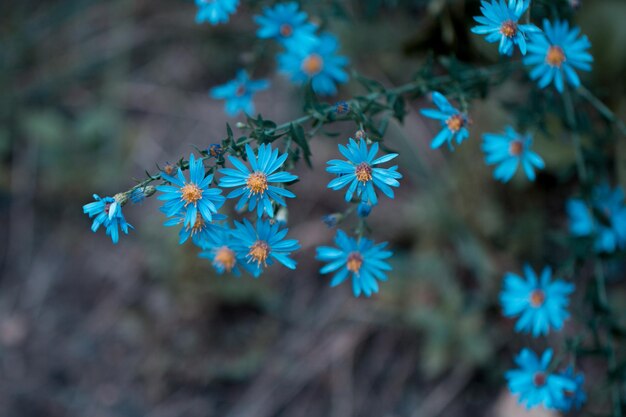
left=420, top=92, right=470, bottom=150
left=210, top=70, right=269, bottom=117
left=482, top=126, right=545, bottom=182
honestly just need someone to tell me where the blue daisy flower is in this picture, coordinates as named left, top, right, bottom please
left=230, top=218, right=300, bottom=277
left=219, top=143, right=298, bottom=218
left=195, top=0, right=239, bottom=25
left=471, top=0, right=540, bottom=56
left=198, top=226, right=250, bottom=276
left=500, top=265, right=574, bottom=337
left=554, top=367, right=586, bottom=411
left=482, top=126, right=545, bottom=182
left=524, top=19, right=593, bottom=93
left=156, top=153, right=225, bottom=228
left=567, top=184, right=626, bottom=253
left=83, top=194, right=133, bottom=244
left=326, top=138, right=402, bottom=205
left=316, top=230, right=392, bottom=297
left=506, top=348, right=577, bottom=409
left=210, top=70, right=270, bottom=117
left=161, top=207, right=226, bottom=247
left=278, top=32, right=349, bottom=96
left=420, top=92, right=470, bottom=149
left=254, top=2, right=319, bottom=50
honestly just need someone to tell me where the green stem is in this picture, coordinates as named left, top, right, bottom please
left=577, top=85, right=626, bottom=137
left=563, top=86, right=588, bottom=181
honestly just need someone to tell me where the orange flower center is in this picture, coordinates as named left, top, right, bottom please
left=355, top=162, right=373, bottom=183
left=246, top=172, right=268, bottom=195
left=191, top=213, right=205, bottom=233
left=546, top=46, right=566, bottom=67
left=279, top=23, right=293, bottom=37
left=509, top=140, right=524, bottom=156
left=248, top=240, right=270, bottom=266
left=214, top=246, right=236, bottom=272
left=301, top=54, right=324, bottom=76
left=446, top=114, right=465, bottom=132
left=530, top=289, right=546, bottom=307
left=164, top=163, right=177, bottom=176
left=500, top=20, right=518, bottom=38
left=181, top=183, right=202, bottom=205
left=235, top=85, right=246, bottom=96
left=533, top=372, right=547, bottom=387
left=346, top=252, right=363, bottom=274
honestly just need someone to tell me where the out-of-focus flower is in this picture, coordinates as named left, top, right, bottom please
left=207, top=144, right=225, bottom=158
left=506, top=348, right=577, bottom=409
left=326, top=138, right=401, bottom=205
left=471, top=0, right=540, bottom=56
left=316, top=230, right=392, bottom=297
left=482, top=126, right=545, bottom=182
left=83, top=194, right=133, bottom=244
left=278, top=33, right=349, bottom=96
left=195, top=0, right=239, bottom=25
left=210, top=70, right=269, bottom=117
left=500, top=265, right=574, bottom=337
left=554, top=367, right=586, bottom=411
left=219, top=144, right=297, bottom=218
left=335, top=101, right=351, bottom=115
left=199, top=226, right=250, bottom=276
left=420, top=92, right=470, bottom=149
left=357, top=201, right=372, bottom=217
left=254, top=2, right=318, bottom=50
left=524, top=19, right=593, bottom=93
left=162, top=208, right=226, bottom=247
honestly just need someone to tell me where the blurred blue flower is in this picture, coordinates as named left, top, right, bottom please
left=207, top=143, right=225, bottom=158
left=219, top=143, right=298, bottom=218
left=83, top=194, right=133, bottom=244
left=420, top=92, right=470, bottom=149
left=326, top=138, right=401, bottom=205
left=316, top=230, right=392, bottom=297
left=254, top=2, right=318, bottom=50
left=195, top=0, right=239, bottom=25
left=278, top=33, right=349, bottom=96
left=524, top=19, right=593, bottom=93
left=482, top=126, right=545, bottom=182
left=162, top=207, right=226, bottom=247
left=567, top=184, right=626, bottom=253
left=156, top=153, right=225, bottom=228
left=322, top=213, right=341, bottom=228
left=357, top=201, right=372, bottom=217
left=210, top=70, right=269, bottom=117
left=554, top=367, right=586, bottom=411
left=335, top=100, right=351, bottom=115
left=506, top=348, right=577, bottom=409
left=230, top=218, right=300, bottom=277
left=500, top=265, right=574, bottom=337
left=199, top=226, right=250, bottom=276
left=471, top=0, right=540, bottom=56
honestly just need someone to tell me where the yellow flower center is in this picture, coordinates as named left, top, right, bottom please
left=347, top=252, right=363, bottom=274
left=530, top=289, right=546, bottom=307
left=500, top=20, right=518, bottom=38
left=446, top=114, right=465, bottom=132
left=546, top=45, right=566, bottom=67
left=214, top=246, right=236, bottom=273
left=280, top=23, right=293, bottom=37
left=301, top=54, right=324, bottom=76
left=355, top=162, right=373, bottom=183
left=181, top=183, right=202, bottom=205
left=246, top=172, right=268, bottom=195
left=248, top=240, right=270, bottom=266
left=509, top=140, right=524, bottom=156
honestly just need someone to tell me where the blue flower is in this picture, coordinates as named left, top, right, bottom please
left=506, top=348, right=577, bottom=409
left=207, top=144, right=225, bottom=158
left=482, top=126, right=545, bottom=182
left=326, top=138, right=402, bottom=205
left=420, top=92, right=470, bottom=149
left=219, top=143, right=298, bottom=218
left=254, top=2, right=318, bottom=50
left=278, top=32, right=349, bottom=96
left=554, top=367, right=586, bottom=411
left=335, top=100, right=350, bottom=115
left=322, top=213, right=341, bottom=228
left=567, top=184, right=626, bottom=253
left=162, top=207, right=226, bottom=247
left=83, top=194, right=133, bottom=244
left=210, top=70, right=269, bottom=117
left=316, top=230, right=392, bottom=297
left=156, top=153, right=225, bottom=228
left=357, top=201, right=372, bottom=217
left=199, top=226, right=250, bottom=276
left=524, top=19, right=593, bottom=93
left=230, top=218, right=300, bottom=277
left=471, top=0, right=540, bottom=56
left=500, top=265, right=574, bottom=337
left=195, top=0, right=239, bottom=25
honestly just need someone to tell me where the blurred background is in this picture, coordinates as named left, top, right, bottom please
left=1, top=1, right=625, bottom=416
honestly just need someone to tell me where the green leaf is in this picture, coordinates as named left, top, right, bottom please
left=290, top=123, right=312, bottom=168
